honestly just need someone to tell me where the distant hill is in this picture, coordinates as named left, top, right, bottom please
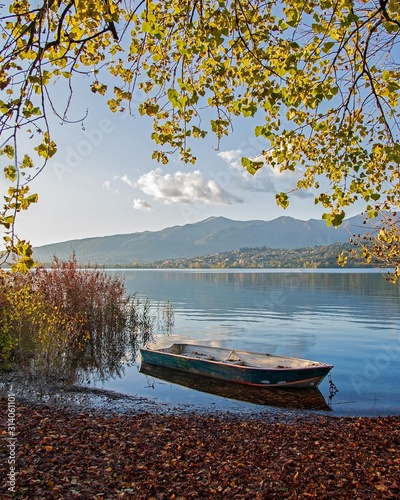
left=33, top=215, right=369, bottom=265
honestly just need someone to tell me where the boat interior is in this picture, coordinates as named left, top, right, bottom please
left=159, top=343, right=327, bottom=369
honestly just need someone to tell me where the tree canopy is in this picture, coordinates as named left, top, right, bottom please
left=0, top=0, right=399, bottom=277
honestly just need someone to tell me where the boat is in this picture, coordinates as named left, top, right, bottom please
left=139, top=343, right=333, bottom=388
left=140, top=362, right=332, bottom=411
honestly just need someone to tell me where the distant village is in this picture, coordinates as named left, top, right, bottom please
left=119, top=243, right=372, bottom=269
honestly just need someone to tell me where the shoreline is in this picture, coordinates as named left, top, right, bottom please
left=1, top=370, right=399, bottom=421
left=0, top=372, right=331, bottom=423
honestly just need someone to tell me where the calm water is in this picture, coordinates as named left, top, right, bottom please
left=94, top=269, right=400, bottom=417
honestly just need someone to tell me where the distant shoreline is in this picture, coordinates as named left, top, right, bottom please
left=34, top=241, right=377, bottom=270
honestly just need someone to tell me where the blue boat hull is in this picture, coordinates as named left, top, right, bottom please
left=140, top=346, right=332, bottom=388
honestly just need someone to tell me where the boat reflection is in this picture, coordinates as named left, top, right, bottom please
left=140, top=362, right=332, bottom=412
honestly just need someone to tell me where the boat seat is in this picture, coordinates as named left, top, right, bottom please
left=226, top=350, right=245, bottom=366
left=227, top=360, right=245, bottom=366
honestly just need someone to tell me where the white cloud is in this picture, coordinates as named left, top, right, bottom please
left=102, top=180, right=118, bottom=194
left=120, top=174, right=136, bottom=188
left=134, top=168, right=244, bottom=205
left=132, top=199, right=152, bottom=211
left=239, top=172, right=277, bottom=193
left=291, top=188, right=314, bottom=199
left=217, top=149, right=277, bottom=193
left=217, top=148, right=314, bottom=198
left=219, top=149, right=289, bottom=179
left=217, top=150, right=243, bottom=170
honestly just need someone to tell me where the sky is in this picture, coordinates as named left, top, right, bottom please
left=3, top=71, right=364, bottom=248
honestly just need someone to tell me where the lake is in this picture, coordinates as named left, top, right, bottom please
left=93, top=269, right=400, bottom=417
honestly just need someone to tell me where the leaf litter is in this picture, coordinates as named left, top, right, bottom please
left=1, top=398, right=399, bottom=499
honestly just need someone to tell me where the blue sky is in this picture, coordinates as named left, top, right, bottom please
left=9, top=75, right=363, bottom=248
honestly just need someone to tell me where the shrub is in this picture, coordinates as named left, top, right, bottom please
left=0, top=255, right=173, bottom=382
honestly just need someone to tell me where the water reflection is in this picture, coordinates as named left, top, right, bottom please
left=140, top=362, right=332, bottom=412
left=22, top=300, right=174, bottom=385
left=122, top=270, right=400, bottom=326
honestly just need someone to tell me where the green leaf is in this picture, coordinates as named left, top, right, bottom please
left=0, top=100, right=9, bottom=114
left=383, top=22, right=399, bottom=34
left=311, top=23, right=325, bottom=34
left=21, top=155, right=34, bottom=169
left=322, top=211, right=345, bottom=227
left=331, top=211, right=345, bottom=227
left=107, top=99, right=119, bottom=112
left=34, top=133, right=57, bottom=159
left=242, top=103, right=257, bottom=117
left=4, top=165, right=17, bottom=182
left=241, top=157, right=264, bottom=175
left=167, top=88, right=180, bottom=109
left=2, top=215, right=14, bottom=229
left=387, top=81, right=400, bottom=92
left=90, top=81, right=108, bottom=95
left=1, top=145, right=15, bottom=159
left=142, top=22, right=152, bottom=33
left=254, top=126, right=265, bottom=137
left=25, top=193, right=39, bottom=205
left=275, top=192, right=289, bottom=209
left=322, top=42, right=335, bottom=54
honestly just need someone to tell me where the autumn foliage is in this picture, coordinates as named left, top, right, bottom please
left=0, top=255, right=164, bottom=380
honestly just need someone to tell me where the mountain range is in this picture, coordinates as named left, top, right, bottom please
left=33, top=215, right=369, bottom=265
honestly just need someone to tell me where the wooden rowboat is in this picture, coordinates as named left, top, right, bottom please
left=140, top=343, right=333, bottom=388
